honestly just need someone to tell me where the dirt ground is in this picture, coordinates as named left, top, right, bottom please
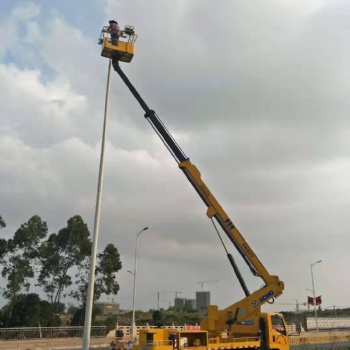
left=0, top=336, right=112, bottom=350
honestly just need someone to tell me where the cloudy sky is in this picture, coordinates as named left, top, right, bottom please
left=1, top=0, right=349, bottom=315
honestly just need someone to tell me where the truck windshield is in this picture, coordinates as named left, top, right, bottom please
left=271, top=315, right=286, bottom=335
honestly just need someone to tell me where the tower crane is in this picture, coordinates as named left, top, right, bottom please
left=198, top=280, right=219, bottom=291
left=159, top=299, right=173, bottom=309
left=157, top=291, right=182, bottom=310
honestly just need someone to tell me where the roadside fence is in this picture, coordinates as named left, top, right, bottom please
left=0, top=326, right=106, bottom=340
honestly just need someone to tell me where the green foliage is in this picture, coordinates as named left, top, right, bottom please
left=69, top=243, right=123, bottom=304
left=152, top=310, right=164, bottom=327
left=0, top=238, right=7, bottom=262
left=70, top=307, right=85, bottom=326
left=0, top=215, right=6, bottom=262
left=70, top=305, right=100, bottom=326
left=2, top=216, right=48, bottom=291
left=2, top=255, right=34, bottom=295
left=1, top=216, right=48, bottom=323
left=93, top=314, right=118, bottom=333
left=0, top=214, right=123, bottom=327
left=67, top=304, right=80, bottom=315
left=102, top=315, right=118, bottom=332
left=10, top=215, right=48, bottom=256
left=55, top=302, right=66, bottom=314
left=0, top=215, right=5, bottom=229
left=0, top=215, right=6, bottom=264
left=38, top=215, right=91, bottom=310
left=95, top=244, right=122, bottom=297
left=4, top=293, right=61, bottom=327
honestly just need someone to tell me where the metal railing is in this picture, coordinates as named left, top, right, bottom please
left=0, top=326, right=106, bottom=340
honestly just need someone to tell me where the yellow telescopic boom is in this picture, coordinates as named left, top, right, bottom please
left=101, top=28, right=284, bottom=329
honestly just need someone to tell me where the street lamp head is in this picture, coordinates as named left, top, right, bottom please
left=311, top=260, right=322, bottom=267
left=137, top=227, right=149, bottom=236
left=127, top=270, right=135, bottom=275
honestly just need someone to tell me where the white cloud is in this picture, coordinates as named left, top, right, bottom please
left=11, top=2, right=40, bottom=21
left=0, top=63, right=88, bottom=146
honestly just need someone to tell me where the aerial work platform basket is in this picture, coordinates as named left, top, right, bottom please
left=98, top=25, right=137, bottom=62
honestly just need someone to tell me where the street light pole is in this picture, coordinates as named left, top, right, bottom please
left=131, top=227, right=148, bottom=342
left=82, top=59, right=112, bottom=350
left=310, top=260, right=322, bottom=331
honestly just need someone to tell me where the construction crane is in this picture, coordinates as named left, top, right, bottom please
left=198, top=280, right=219, bottom=291
left=157, top=291, right=182, bottom=310
left=273, top=300, right=307, bottom=313
left=159, top=299, right=173, bottom=309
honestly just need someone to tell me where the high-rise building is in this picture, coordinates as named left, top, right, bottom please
left=196, top=291, right=210, bottom=310
left=185, top=299, right=196, bottom=310
left=175, top=298, right=186, bottom=311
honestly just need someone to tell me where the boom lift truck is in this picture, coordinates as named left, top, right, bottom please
left=99, top=25, right=289, bottom=350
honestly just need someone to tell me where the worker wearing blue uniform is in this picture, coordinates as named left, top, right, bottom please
left=109, top=19, right=120, bottom=46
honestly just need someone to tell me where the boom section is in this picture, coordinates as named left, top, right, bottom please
left=112, top=58, right=284, bottom=297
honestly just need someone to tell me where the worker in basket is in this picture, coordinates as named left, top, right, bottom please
left=108, top=19, right=120, bottom=46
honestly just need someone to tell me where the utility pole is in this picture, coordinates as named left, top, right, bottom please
left=310, top=260, right=322, bottom=331
left=131, top=227, right=148, bottom=342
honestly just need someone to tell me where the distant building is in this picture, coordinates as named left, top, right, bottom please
left=196, top=291, right=210, bottom=310
left=175, top=298, right=186, bottom=311
left=185, top=299, right=196, bottom=310
left=94, top=302, right=120, bottom=315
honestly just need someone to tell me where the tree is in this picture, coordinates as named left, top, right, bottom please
left=70, top=307, right=85, bottom=326
left=69, top=243, right=122, bottom=304
left=4, top=293, right=60, bottom=327
left=95, top=244, right=122, bottom=298
left=0, top=239, right=6, bottom=263
left=0, top=215, right=5, bottom=229
left=0, top=215, right=7, bottom=262
left=67, top=303, right=80, bottom=315
left=183, top=302, right=194, bottom=313
left=55, top=302, right=66, bottom=314
left=103, top=315, right=118, bottom=332
left=10, top=215, right=47, bottom=256
left=152, top=310, right=164, bottom=328
left=1, top=214, right=123, bottom=324
left=1, top=215, right=48, bottom=322
left=70, top=305, right=100, bottom=326
left=38, top=215, right=91, bottom=312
